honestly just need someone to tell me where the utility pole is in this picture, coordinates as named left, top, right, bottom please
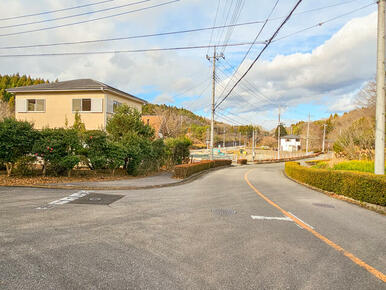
left=206, top=128, right=209, bottom=149
left=206, top=47, right=224, bottom=160
left=306, top=112, right=310, bottom=155
left=322, top=124, right=327, bottom=153
left=252, top=127, right=255, bottom=161
left=277, top=107, right=281, bottom=159
left=223, top=127, right=226, bottom=148
left=375, top=0, right=385, bottom=175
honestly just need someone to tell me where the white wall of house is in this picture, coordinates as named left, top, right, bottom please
left=280, top=138, right=301, bottom=152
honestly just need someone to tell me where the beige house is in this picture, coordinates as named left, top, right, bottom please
left=7, top=79, right=147, bottom=130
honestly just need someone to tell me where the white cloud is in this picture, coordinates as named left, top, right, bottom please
left=153, top=93, right=174, bottom=104
left=0, top=1, right=378, bottom=128
left=213, top=12, right=377, bottom=120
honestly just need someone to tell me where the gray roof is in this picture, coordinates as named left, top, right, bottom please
left=281, top=134, right=301, bottom=139
left=6, top=78, right=147, bottom=104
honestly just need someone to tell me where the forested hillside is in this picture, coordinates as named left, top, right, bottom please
left=142, top=103, right=265, bottom=146
left=0, top=74, right=50, bottom=102
left=286, top=81, right=382, bottom=159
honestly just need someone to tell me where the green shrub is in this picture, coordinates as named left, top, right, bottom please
left=332, top=160, right=386, bottom=173
left=0, top=118, right=38, bottom=176
left=311, top=161, right=330, bottom=169
left=165, top=137, right=192, bottom=166
left=285, top=162, right=386, bottom=206
left=139, top=138, right=166, bottom=174
left=14, top=155, right=37, bottom=176
left=106, top=105, right=154, bottom=140
left=33, top=128, right=81, bottom=176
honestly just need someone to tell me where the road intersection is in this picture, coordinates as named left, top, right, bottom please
left=1, top=163, right=385, bottom=289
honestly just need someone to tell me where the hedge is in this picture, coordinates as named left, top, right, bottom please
left=285, top=162, right=386, bottom=206
left=254, top=152, right=322, bottom=164
left=237, top=159, right=247, bottom=165
left=174, top=159, right=232, bottom=178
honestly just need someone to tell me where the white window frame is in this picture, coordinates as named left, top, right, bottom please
left=72, top=98, right=92, bottom=112
left=26, top=99, right=46, bottom=112
left=113, top=100, right=122, bottom=113
left=72, top=98, right=103, bottom=113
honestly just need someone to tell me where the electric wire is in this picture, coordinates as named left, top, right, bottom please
left=0, top=41, right=258, bottom=58
left=215, top=0, right=303, bottom=110
left=206, top=0, right=221, bottom=55
left=0, top=1, right=372, bottom=49
left=217, top=0, right=280, bottom=102
left=0, top=21, right=266, bottom=50
left=0, top=0, right=180, bottom=38
left=0, top=0, right=116, bottom=21
left=0, top=0, right=151, bottom=30
left=220, top=0, right=245, bottom=54
left=273, top=1, right=376, bottom=43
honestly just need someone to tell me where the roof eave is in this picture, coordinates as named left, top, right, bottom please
left=6, top=87, right=147, bottom=104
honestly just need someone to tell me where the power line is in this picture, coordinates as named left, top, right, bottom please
left=220, top=0, right=245, bottom=54
left=215, top=0, right=303, bottom=110
left=215, top=66, right=274, bottom=107
left=0, top=41, right=258, bottom=58
left=271, top=0, right=369, bottom=21
left=0, top=20, right=267, bottom=50
left=216, top=110, right=246, bottom=126
left=0, top=1, right=372, bottom=47
left=273, top=2, right=376, bottom=42
left=0, top=1, right=374, bottom=57
left=0, top=0, right=180, bottom=38
left=214, top=0, right=235, bottom=48
left=217, top=0, right=280, bottom=102
left=0, top=0, right=116, bottom=21
left=206, top=0, right=221, bottom=55
left=0, top=0, right=151, bottom=30
left=218, top=60, right=277, bottom=105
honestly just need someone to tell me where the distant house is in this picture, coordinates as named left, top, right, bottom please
left=280, top=135, right=301, bottom=152
left=141, top=115, right=162, bottom=137
left=7, top=79, right=147, bottom=130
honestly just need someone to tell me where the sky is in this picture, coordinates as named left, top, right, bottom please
left=0, top=0, right=378, bottom=129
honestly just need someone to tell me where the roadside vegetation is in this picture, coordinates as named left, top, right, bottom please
left=0, top=105, right=192, bottom=181
left=285, top=162, right=386, bottom=206
left=311, top=160, right=386, bottom=173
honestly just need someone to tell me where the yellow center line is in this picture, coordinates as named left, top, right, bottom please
left=244, top=169, right=386, bottom=283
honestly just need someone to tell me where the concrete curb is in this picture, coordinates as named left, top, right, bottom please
left=282, top=170, right=386, bottom=215
left=2, top=165, right=232, bottom=191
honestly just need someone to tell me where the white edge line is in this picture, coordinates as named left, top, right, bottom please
left=288, top=212, right=314, bottom=229
left=36, top=191, right=90, bottom=210
left=251, top=215, right=293, bottom=221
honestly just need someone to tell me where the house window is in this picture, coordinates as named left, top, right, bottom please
left=113, top=101, right=122, bottom=112
left=27, top=99, right=45, bottom=112
left=72, top=99, right=91, bottom=112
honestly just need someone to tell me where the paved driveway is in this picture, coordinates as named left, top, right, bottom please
left=0, top=164, right=385, bottom=289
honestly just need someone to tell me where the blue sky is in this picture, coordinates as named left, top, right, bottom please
left=0, top=0, right=378, bottom=129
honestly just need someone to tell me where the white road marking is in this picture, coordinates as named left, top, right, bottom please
left=250, top=215, right=293, bottom=221
left=36, top=191, right=89, bottom=210
left=288, top=212, right=314, bottom=229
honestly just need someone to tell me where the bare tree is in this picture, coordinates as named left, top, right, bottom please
left=153, top=106, right=184, bottom=138
left=355, top=81, right=376, bottom=109
left=0, top=101, right=12, bottom=120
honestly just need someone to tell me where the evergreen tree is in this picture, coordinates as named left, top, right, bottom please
left=0, top=74, right=50, bottom=102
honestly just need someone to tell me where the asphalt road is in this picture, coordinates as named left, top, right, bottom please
left=1, top=163, right=385, bottom=289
